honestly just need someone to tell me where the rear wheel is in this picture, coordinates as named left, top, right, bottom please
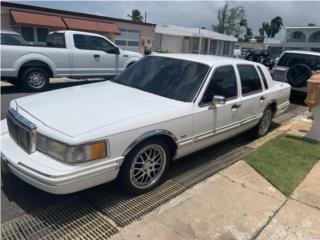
left=119, top=138, right=170, bottom=194
left=254, top=107, right=273, bottom=138
left=21, top=67, right=49, bottom=91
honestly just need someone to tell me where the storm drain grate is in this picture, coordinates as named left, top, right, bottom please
left=1, top=196, right=118, bottom=240
left=88, top=180, right=186, bottom=227
left=169, top=146, right=253, bottom=188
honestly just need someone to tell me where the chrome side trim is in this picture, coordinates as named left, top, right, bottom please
left=122, top=130, right=178, bottom=156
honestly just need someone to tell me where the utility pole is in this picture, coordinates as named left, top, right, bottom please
left=145, top=12, right=147, bottom=23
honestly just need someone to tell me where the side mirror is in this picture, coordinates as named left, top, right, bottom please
left=107, top=47, right=120, bottom=55
left=209, top=95, right=226, bottom=109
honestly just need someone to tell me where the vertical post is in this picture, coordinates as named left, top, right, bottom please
left=207, top=39, right=211, bottom=55
left=145, top=12, right=147, bottom=23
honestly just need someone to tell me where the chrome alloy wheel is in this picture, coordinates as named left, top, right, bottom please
left=259, top=109, right=272, bottom=136
left=129, top=144, right=167, bottom=190
left=28, top=72, right=46, bottom=89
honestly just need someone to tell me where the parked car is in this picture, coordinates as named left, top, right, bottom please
left=1, top=30, right=142, bottom=91
left=0, top=29, right=27, bottom=46
left=272, top=50, right=320, bottom=92
left=1, top=54, right=291, bottom=194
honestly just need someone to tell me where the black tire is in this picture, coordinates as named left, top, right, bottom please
left=119, top=138, right=171, bottom=194
left=253, top=107, right=273, bottom=138
left=21, top=67, right=49, bottom=91
left=287, top=64, right=312, bottom=88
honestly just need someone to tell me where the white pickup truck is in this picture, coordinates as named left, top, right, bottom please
left=1, top=30, right=142, bottom=91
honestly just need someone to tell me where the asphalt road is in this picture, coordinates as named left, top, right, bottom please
left=0, top=81, right=308, bottom=223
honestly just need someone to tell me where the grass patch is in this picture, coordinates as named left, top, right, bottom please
left=245, top=135, right=320, bottom=197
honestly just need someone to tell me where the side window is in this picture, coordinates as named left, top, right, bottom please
left=257, top=66, right=269, bottom=89
left=73, top=34, right=89, bottom=50
left=88, top=36, right=115, bottom=53
left=47, top=33, right=66, bottom=48
left=201, top=66, right=238, bottom=105
left=238, top=65, right=262, bottom=96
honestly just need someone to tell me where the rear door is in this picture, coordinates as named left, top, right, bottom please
left=236, top=64, right=266, bottom=133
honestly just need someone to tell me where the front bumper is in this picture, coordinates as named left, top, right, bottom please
left=1, top=133, right=123, bottom=194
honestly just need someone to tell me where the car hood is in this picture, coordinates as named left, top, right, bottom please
left=15, top=81, right=183, bottom=137
left=121, top=49, right=142, bottom=58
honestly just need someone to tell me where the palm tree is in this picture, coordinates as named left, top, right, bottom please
left=212, top=3, right=228, bottom=33
left=128, top=10, right=144, bottom=22
left=270, top=16, right=283, bottom=38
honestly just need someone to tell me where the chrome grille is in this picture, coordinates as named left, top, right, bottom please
left=7, top=109, right=37, bottom=154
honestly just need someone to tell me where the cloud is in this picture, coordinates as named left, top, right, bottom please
left=15, top=1, right=320, bottom=35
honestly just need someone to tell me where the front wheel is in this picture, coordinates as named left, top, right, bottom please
left=254, top=107, right=273, bottom=138
left=119, top=138, right=170, bottom=194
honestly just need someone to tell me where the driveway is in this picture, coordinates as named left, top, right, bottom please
left=0, top=81, right=308, bottom=238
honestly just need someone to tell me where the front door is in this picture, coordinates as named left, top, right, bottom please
left=72, top=34, right=117, bottom=77
left=192, top=65, right=241, bottom=152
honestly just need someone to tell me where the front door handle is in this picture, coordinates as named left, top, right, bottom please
left=260, top=96, right=265, bottom=101
left=94, top=54, right=100, bottom=58
left=231, top=103, right=242, bottom=109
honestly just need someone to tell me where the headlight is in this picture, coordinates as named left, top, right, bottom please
left=37, top=134, right=108, bottom=164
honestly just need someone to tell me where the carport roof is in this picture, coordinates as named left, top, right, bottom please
left=63, top=17, right=120, bottom=35
left=10, top=10, right=66, bottom=29
left=156, top=25, right=237, bottom=42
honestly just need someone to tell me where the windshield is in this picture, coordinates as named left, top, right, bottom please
left=113, top=56, right=210, bottom=102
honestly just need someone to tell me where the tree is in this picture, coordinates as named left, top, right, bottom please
left=127, top=9, right=143, bottom=22
left=308, top=23, right=316, bottom=26
left=270, top=16, right=283, bottom=37
left=260, top=16, right=283, bottom=38
left=212, top=4, right=248, bottom=38
left=212, top=3, right=229, bottom=34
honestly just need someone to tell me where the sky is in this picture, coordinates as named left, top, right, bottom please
left=11, top=1, right=320, bottom=35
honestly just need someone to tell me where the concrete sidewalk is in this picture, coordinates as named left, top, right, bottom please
left=110, top=160, right=320, bottom=240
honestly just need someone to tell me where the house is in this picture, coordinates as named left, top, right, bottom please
left=1, top=1, right=156, bottom=54
left=264, top=26, right=320, bottom=57
left=155, top=25, right=237, bottom=57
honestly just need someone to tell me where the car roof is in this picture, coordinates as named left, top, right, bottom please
left=151, top=53, right=256, bottom=67
left=283, top=50, right=320, bottom=56
left=0, top=29, right=21, bottom=35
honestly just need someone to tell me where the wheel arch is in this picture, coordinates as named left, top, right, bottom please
left=266, top=100, right=277, bottom=117
left=122, top=130, right=178, bottom=158
left=18, top=60, right=54, bottom=79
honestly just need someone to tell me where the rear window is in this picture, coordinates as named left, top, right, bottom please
left=277, top=53, right=320, bottom=70
left=46, top=33, right=66, bottom=48
left=238, top=65, right=262, bottom=96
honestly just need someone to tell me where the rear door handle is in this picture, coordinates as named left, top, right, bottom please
left=231, top=103, right=242, bottom=109
left=94, top=54, right=100, bottom=58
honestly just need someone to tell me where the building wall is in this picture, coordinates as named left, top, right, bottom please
left=1, top=4, right=155, bottom=54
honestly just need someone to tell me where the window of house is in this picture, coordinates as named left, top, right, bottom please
left=21, top=27, right=34, bottom=42
left=238, top=65, right=262, bottom=96
left=36, top=28, right=49, bottom=42
left=209, top=40, right=217, bottom=55
left=223, top=42, right=230, bottom=56
left=201, top=66, right=238, bottom=105
left=191, top=38, right=200, bottom=53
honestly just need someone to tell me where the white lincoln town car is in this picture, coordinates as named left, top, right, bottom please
left=1, top=54, right=291, bottom=194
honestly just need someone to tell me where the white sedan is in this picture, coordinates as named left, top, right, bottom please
left=1, top=54, right=291, bottom=194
